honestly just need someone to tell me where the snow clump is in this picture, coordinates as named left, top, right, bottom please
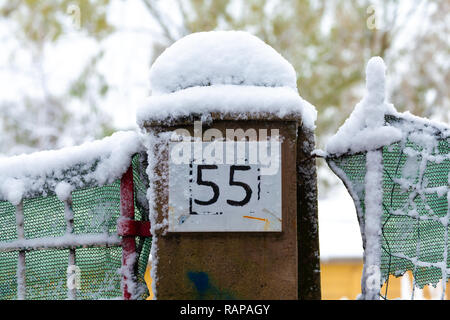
left=137, top=31, right=317, bottom=130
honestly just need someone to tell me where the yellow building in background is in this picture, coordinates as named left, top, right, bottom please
left=320, top=259, right=364, bottom=299
left=316, top=188, right=450, bottom=300
left=321, top=259, right=449, bottom=300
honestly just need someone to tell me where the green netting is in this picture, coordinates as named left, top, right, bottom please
left=0, top=202, right=17, bottom=242
left=24, top=195, right=66, bottom=239
left=327, top=115, right=450, bottom=297
left=0, top=251, right=17, bottom=299
left=0, top=153, right=151, bottom=300
left=25, top=249, right=69, bottom=299
left=72, top=183, right=121, bottom=235
left=75, top=247, right=122, bottom=300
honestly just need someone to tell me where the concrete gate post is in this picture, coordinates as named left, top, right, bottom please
left=138, top=31, right=320, bottom=300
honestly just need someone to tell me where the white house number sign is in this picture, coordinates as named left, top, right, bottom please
left=168, top=141, right=282, bottom=232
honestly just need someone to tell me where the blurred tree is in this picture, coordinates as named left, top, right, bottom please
left=142, top=0, right=449, bottom=190
left=0, top=0, right=447, bottom=192
left=388, top=1, right=450, bottom=121
left=0, top=0, right=115, bottom=154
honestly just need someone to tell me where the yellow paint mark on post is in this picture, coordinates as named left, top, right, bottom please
left=243, top=215, right=271, bottom=231
left=243, top=215, right=267, bottom=222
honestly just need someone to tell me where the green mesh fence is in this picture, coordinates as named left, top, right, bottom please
left=327, top=114, right=450, bottom=299
left=0, top=153, right=151, bottom=300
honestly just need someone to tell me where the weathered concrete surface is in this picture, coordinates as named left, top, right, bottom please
left=297, top=127, right=321, bottom=300
left=145, top=118, right=319, bottom=299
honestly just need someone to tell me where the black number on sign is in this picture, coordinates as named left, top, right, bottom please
left=227, top=165, right=252, bottom=207
left=194, top=165, right=220, bottom=206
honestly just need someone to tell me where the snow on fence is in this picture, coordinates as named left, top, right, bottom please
left=1, top=29, right=446, bottom=301
left=0, top=132, right=151, bottom=300
left=324, top=57, right=450, bottom=300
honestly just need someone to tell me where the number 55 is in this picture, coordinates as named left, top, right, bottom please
left=194, top=165, right=220, bottom=206
left=227, top=165, right=252, bottom=207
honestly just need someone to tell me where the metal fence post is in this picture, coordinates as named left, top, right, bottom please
left=120, top=166, right=136, bottom=300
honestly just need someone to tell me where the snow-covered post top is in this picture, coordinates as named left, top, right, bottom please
left=325, top=57, right=401, bottom=156
left=136, top=31, right=317, bottom=128
left=139, top=31, right=321, bottom=299
left=364, top=57, right=387, bottom=128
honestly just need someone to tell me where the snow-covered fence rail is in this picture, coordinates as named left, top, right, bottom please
left=324, top=57, right=450, bottom=300
left=0, top=132, right=151, bottom=300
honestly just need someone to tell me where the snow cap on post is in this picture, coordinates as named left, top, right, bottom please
left=365, top=56, right=386, bottom=107
left=364, top=56, right=389, bottom=129
left=137, top=31, right=317, bottom=129
left=325, top=57, right=401, bottom=156
left=149, top=31, right=297, bottom=94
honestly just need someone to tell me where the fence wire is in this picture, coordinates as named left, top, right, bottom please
left=0, top=153, right=151, bottom=300
left=327, top=114, right=450, bottom=299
